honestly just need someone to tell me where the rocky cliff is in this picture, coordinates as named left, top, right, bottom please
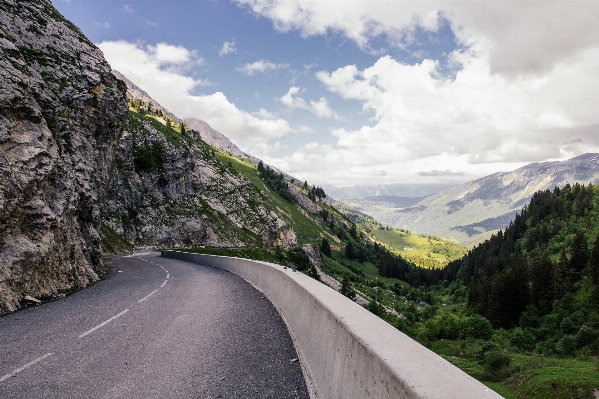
left=0, top=0, right=127, bottom=313
left=102, top=83, right=297, bottom=249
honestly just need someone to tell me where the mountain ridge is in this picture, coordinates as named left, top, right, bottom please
left=347, top=154, right=599, bottom=247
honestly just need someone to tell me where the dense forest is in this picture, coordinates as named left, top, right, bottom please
left=329, top=183, right=599, bottom=397
left=441, top=184, right=599, bottom=356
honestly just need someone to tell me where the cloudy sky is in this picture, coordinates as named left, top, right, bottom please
left=55, top=0, right=599, bottom=190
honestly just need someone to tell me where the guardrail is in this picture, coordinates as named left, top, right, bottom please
left=161, top=251, right=502, bottom=399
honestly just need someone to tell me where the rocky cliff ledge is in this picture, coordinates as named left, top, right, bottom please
left=0, top=0, right=127, bottom=313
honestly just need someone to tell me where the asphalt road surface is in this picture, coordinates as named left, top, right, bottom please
left=0, top=251, right=309, bottom=399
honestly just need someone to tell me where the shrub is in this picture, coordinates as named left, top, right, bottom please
left=556, top=334, right=577, bottom=357
left=438, top=312, right=461, bottom=340
left=286, top=247, right=311, bottom=271
left=510, top=327, right=536, bottom=352
left=462, top=315, right=494, bottom=340
left=133, top=146, right=155, bottom=172
left=480, top=350, right=512, bottom=382
left=575, top=325, right=594, bottom=347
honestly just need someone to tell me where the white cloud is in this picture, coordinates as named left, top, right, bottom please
left=219, top=40, right=237, bottom=56
left=266, top=45, right=599, bottom=186
left=279, top=86, right=341, bottom=120
left=236, top=59, right=288, bottom=75
left=252, top=108, right=277, bottom=119
left=98, top=40, right=293, bottom=155
left=123, top=4, right=133, bottom=13
left=94, top=21, right=110, bottom=29
left=234, top=0, right=599, bottom=77
left=316, top=48, right=599, bottom=164
left=298, top=125, right=314, bottom=134
left=149, top=42, right=195, bottom=64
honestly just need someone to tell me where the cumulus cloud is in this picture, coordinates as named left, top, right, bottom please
left=315, top=47, right=599, bottom=164
left=236, top=59, right=288, bottom=75
left=219, top=39, right=237, bottom=56
left=252, top=108, right=277, bottom=119
left=264, top=44, right=599, bottom=186
left=98, top=40, right=293, bottom=155
left=235, top=0, right=599, bottom=76
left=279, top=86, right=341, bottom=119
left=298, top=125, right=314, bottom=134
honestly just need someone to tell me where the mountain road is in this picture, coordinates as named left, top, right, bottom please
left=0, top=251, right=309, bottom=399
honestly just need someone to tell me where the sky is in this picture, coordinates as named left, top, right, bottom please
left=54, top=0, right=599, bottom=191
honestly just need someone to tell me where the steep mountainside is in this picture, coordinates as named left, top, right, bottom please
left=0, top=0, right=127, bottom=313
left=103, top=76, right=343, bottom=249
left=102, top=108, right=296, bottom=248
left=354, top=154, right=599, bottom=247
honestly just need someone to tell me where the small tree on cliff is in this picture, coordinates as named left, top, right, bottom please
left=320, top=237, right=331, bottom=258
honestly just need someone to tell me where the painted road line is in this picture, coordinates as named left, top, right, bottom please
left=0, top=353, right=53, bottom=382
left=138, top=290, right=158, bottom=303
left=166, top=274, right=170, bottom=279
left=78, top=309, right=130, bottom=338
left=160, top=280, right=167, bottom=288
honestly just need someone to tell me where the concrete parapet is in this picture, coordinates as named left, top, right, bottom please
left=161, top=251, right=502, bottom=399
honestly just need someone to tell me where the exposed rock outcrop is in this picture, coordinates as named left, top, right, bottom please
left=289, top=184, right=322, bottom=214
left=0, top=0, right=127, bottom=313
left=102, top=102, right=296, bottom=248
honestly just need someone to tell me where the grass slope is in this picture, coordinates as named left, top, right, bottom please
left=373, top=228, right=467, bottom=268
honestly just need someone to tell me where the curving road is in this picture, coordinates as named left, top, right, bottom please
left=0, top=251, right=309, bottom=399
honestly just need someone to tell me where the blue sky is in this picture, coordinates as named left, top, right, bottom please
left=55, top=0, right=599, bottom=190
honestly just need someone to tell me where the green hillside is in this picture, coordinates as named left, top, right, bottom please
left=330, top=199, right=467, bottom=268
left=372, top=228, right=467, bottom=268
left=413, top=184, right=599, bottom=398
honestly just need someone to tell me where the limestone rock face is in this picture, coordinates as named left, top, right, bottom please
left=289, top=184, right=322, bottom=214
left=0, top=0, right=127, bottom=313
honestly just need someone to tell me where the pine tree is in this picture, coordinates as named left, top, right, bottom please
left=590, top=235, right=599, bottom=306
left=320, top=237, right=331, bottom=258
left=530, top=251, right=555, bottom=314
left=349, top=223, right=358, bottom=239
left=340, top=276, right=356, bottom=300
left=345, top=241, right=355, bottom=260
left=570, top=230, right=589, bottom=276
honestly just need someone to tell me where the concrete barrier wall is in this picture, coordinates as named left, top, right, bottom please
left=162, top=251, right=502, bottom=399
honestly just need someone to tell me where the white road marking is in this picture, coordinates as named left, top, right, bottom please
left=160, top=280, right=167, bottom=288
left=0, top=353, right=53, bottom=383
left=78, top=309, right=130, bottom=338
left=166, top=274, right=169, bottom=279
left=138, top=290, right=158, bottom=303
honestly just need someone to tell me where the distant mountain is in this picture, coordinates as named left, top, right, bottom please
left=354, top=154, right=599, bottom=247
left=363, top=195, right=430, bottom=208
left=323, top=183, right=455, bottom=200
left=183, top=118, right=261, bottom=164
